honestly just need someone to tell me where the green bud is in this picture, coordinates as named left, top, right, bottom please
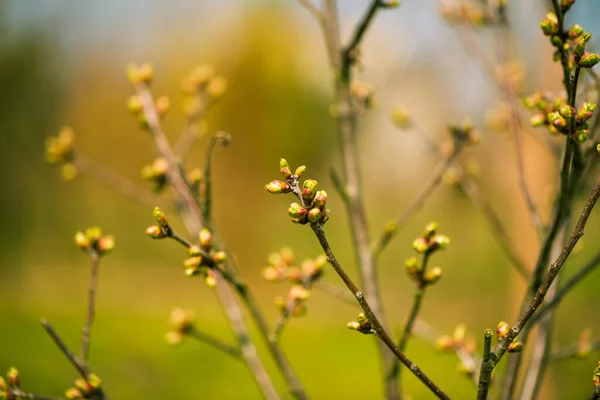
left=548, top=111, right=567, bottom=129
left=530, top=114, right=547, bottom=127
left=153, top=207, right=168, bottom=227
left=424, top=266, right=443, bottom=285
left=423, top=221, right=439, bottom=240
left=280, top=158, right=292, bottom=179
left=74, top=231, right=91, bottom=250
left=575, top=33, right=592, bottom=59
left=550, top=35, right=562, bottom=47
left=508, top=341, right=524, bottom=353
left=540, top=12, right=558, bottom=36
left=321, top=209, right=331, bottom=223
left=198, top=228, right=213, bottom=250
left=559, top=105, right=574, bottom=119
left=430, top=234, right=450, bottom=251
left=302, top=179, right=318, bottom=201
left=0, top=376, right=6, bottom=391
left=496, top=321, right=509, bottom=339
left=288, top=203, right=307, bottom=219
left=357, top=312, right=368, bottom=325
left=412, top=238, right=429, bottom=254
left=567, top=24, right=584, bottom=39
left=573, top=129, right=589, bottom=143
left=185, top=266, right=201, bottom=277
left=265, top=180, right=292, bottom=194
left=6, top=367, right=19, bottom=387
left=308, top=207, right=321, bottom=223
left=183, top=256, right=202, bottom=268
left=85, top=227, right=103, bottom=243
left=145, top=225, right=167, bottom=239
left=127, top=95, right=143, bottom=115
left=294, top=165, right=307, bottom=177
left=97, top=235, right=115, bottom=255
left=312, top=190, right=328, bottom=207
left=579, top=52, right=600, bottom=68
left=188, top=245, right=201, bottom=257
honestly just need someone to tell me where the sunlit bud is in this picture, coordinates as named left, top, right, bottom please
left=280, top=158, right=292, bottom=179
left=412, top=238, right=429, bottom=254
left=198, top=228, right=212, bottom=250
left=85, top=227, right=102, bottom=243
left=302, top=179, right=318, bottom=201
left=153, top=207, right=168, bottom=227
left=423, top=222, right=439, bottom=240
left=155, top=96, right=170, bottom=118
left=126, top=64, right=141, bottom=85
left=146, top=225, right=167, bottom=239
left=597, top=144, right=600, bottom=154
left=540, top=13, right=559, bottom=36
left=212, top=251, right=227, bottom=263
left=430, top=235, right=450, bottom=251
left=289, top=285, right=310, bottom=301
left=575, top=33, right=592, bottom=59
left=496, top=321, right=509, bottom=339
left=65, top=387, right=84, bottom=399
left=574, top=129, right=589, bottom=143
left=391, top=105, right=412, bottom=129
left=436, top=335, right=455, bottom=352
left=183, top=257, right=202, bottom=268
left=74, top=231, right=91, bottom=250
left=568, top=24, right=584, bottom=39
left=60, top=163, right=79, bottom=181
left=265, top=180, right=292, bottom=194
left=308, top=207, right=322, bottom=223
left=6, top=367, right=19, bottom=387
left=97, top=235, right=115, bottom=255
left=127, top=95, right=143, bottom=114
left=312, top=190, right=328, bottom=208
left=87, top=374, right=101, bottom=390
left=288, top=203, right=308, bottom=219
left=424, top=267, right=443, bottom=284
left=508, top=341, right=524, bottom=353
left=188, top=245, right=201, bottom=257
left=559, top=105, right=574, bottom=119
left=357, top=312, right=368, bottom=325
left=74, top=378, right=92, bottom=394
left=548, top=111, right=567, bottom=129
left=579, top=52, right=600, bottom=68
left=204, top=270, right=217, bottom=287
left=138, top=64, right=154, bottom=85
left=347, top=321, right=361, bottom=331
left=165, top=330, right=183, bottom=345
left=185, top=266, right=200, bottom=277
left=294, top=165, right=307, bottom=177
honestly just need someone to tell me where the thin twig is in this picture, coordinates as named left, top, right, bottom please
left=477, top=178, right=600, bottom=399
left=313, top=280, right=357, bottom=305
left=296, top=0, right=322, bottom=21
left=9, top=389, right=62, bottom=400
left=530, top=251, right=600, bottom=326
left=75, top=154, right=159, bottom=208
left=202, top=131, right=231, bottom=225
left=172, top=92, right=209, bottom=157
left=188, top=328, right=242, bottom=359
left=311, top=224, right=450, bottom=400
left=40, top=319, right=89, bottom=379
left=81, top=250, right=100, bottom=361
left=552, top=338, right=600, bottom=361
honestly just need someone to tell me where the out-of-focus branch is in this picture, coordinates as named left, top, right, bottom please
left=188, top=328, right=242, bottom=359
left=81, top=249, right=100, bottom=361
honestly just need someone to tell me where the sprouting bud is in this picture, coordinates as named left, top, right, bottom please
left=280, top=158, right=292, bottom=179
left=405, top=257, right=419, bottom=277
left=312, top=190, right=328, bottom=207
left=548, top=111, right=567, bottom=129
left=540, top=12, right=559, bottom=36
left=574, top=129, right=589, bottom=143
left=183, top=257, right=202, bottom=268
left=288, top=203, right=308, bottom=219
left=6, top=367, right=19, bottom=387
left=496, top=321, right=509, bottom=339
left=288, top=285, right=310, bottom=301
left=146, top=225, right=167, bottom=239
left=436, top=335, right=455, bottom=352
left=204, top=270, right=217, bottom=287
left=575, top=33, right=592, bottom=59
left=97, top=235, right=115, bottom=255
left=508, top=341, right=524, bottom=353
left=308, top=207, right=322, bottom=223
left=302, top=179, right=318, bottom=201
left=579, top=52, right=600, bottom=68
left=294, top=165, right=307, bottom=178
left=65, top=387, right=84, bottom=399
left=412, top=238, right=429, bottom=254
left=430, top=234, right=450, bottom=251
left=423, top=221, right=439, bottom=240
left=155, top=96, right=170, bottom=118
left=265, top=180, right=292, bottom=194
left=153, top=207, right=169, bottom=228
left=127, top=95, right=143, bottom=114
left=357, top=312, right=368, bottom=325
left=424, top=266, right=443, bottom=284
left=198, top=228, right=213, bottom=250
left=188, top=245, right=201, bottom=257
left=212, top=250, right=227, bottom=263
left=347, top=321, right=361, bottom=331
left=568, top=24, right=584, bottom=39
left=559, top=105, right=574, bottom=119
left=74, top=231, right=91, bottom=250
left=185, top=266, right=201, bottom=277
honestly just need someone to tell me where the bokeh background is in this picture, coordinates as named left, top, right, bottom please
left=1, top=0, right=600, bottom=398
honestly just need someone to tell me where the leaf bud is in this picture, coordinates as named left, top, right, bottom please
left=430, top=234, right=450, bottom=251
left=288, top=203, right=308, bottom=219
left=308, top=207, right=322, bottom=223
left=508, top=341, right=524, bottom=353
left=280, top=158, right=292, bottom=179
left=424, top=266, right=443, bottom=284
left=294, top=165, right=307, bottom=177
left=204, top=270, right=217, bottom=287
left=575, top=33, right=592, bottom=59
left=198, top=228, right=213, bottom=250
left=574, top=129, right=589, bottom=143
left=496, top=321, right=509, bottom=339
left=265, top=180, right=292, bottom=194
left=302, top=179, right=318, bottom=201
left=155, top=96, right=170, bottom=118
left=579, top=52, right=600, bottom=68
left=539, top=12, right=559, bottom=36
left=312, top=190, right=328, bottom=207
left=185, top=266, right=200, bottom=277
left=153, top=207, right=169, bottom=228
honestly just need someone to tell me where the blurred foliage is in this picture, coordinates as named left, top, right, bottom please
left=0, top=2, right=599, bottom=400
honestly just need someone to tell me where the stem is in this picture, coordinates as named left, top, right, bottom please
left=188, top=328, right=242, bottom=359
left=477, top=329, right=494, bottom=400
left=311, top=224, right=450, bottom=400
left=9, top=389, right=62, bottom=400
left=476, top=179, right=600, bottom=399
left=81, top=250, right=100, bottom=361
left=41, top=319, right=89, bottom=379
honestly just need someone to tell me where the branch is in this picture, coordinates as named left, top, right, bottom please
left=552, top=338, right=600, bottom=361
left=341, top=0, right=381, bottom=75
left=202, top=131, right=231, bottom=225
left=188, top=328, right=242, bottom=359
left=41, top=319, right=89, bottom=379
left=477, top=178, right=600, bottom=399
left=9, top=390, right=62, bottom=400
left=81, top=250, right=100, bottom=361
left=296, top=0, right=322, bottom=21
left=311, top=225, right=450, bottom=400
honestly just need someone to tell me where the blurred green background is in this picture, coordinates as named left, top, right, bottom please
left=1, top=1, right=600, bottom=399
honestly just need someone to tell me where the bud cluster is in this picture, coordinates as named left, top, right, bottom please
left=347, top=312, right=374, bottom=335
left=263, top=247, right=328, bottom=318
left=448, top=119, right=480, bottom=146
left=181, top=65, right=228, bottom=118
left=74, top=227, right=115, bottom=256
left=523, top=91, right=595, bottom=142
left=540, top=12, right=599, bottom=70
left=165, top=308, right=196, bottom=345
left=141, top=157, right=169, bottom=193
left=45, top=126, right=79, bottom=181
left=265, top=159, right=331, bottom=226
left=407, top=222, right=450, bottom=286
left=64, top=374, right=102, bottom=399
left=438, top=0, right=497, bottom=27
left=435, top=324, right=477, bottom=377
left=0, top=367, right=20, bottom=398
left=183, top=228, right=226, bottom=287
left=127, top=64, right=154, bottom=86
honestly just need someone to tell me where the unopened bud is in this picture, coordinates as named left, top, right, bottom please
left=294, top=165, right=307, bottom=177
left=280, top=158, right=292, bottom=179
left=153, top=207, right=168, bottom=227
left=288, top=203, right=308, bottom=219
left=540, top=12, right=559, bottom=36
left=146, top=225, right=167, bottom=239
left=575, top=33, right=592, bottom=59
left=568, top=24, right=584, bottom=39
left=188, top=245, right=201, bottom=257
left=347, top=321, right=361, bottom=331
left=289, top=285, right=310, bottom=301
left=302, top=179, right=318, bottom=201
left=198, top=228, right=213, bottom=250
left=579, top=52, right=600, bottom=68
left=265, top=180, right=292, bottom=194
left=312, top=190, right=328, bottom=207
left=65, top=387, right=84, bottom=399
left=204, top=270, right=217, bottom=287
left=496, top=321, right=509, bottom=339
left=74, top=231, right=91, bottom=250
left=308, top=207, right=321, bottom=223
left=424, top=266, right=443, bottom=284
left=97, top=235, right=115, bottom=255
left=138, top=64, right=154, bottom=84
left=6, top=367, right=19, bottom=387
left=212, top=250, right=227, bottom=263
left=412, top=238, right=429, bottom=254
left=183, top=257, right=202, bottom=268
left=155, top=96, right=170, bottom=117
left=423, top=221, right=439, bottom=240
left=430, top=234, right=450, bottom=251
left=508, top=341, right=524, bottom=353
left=127, top=95, right=143, bottom=114
left=357, top=312, right=368, bottom=325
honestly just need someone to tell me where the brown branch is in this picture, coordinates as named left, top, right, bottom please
left=81, top=250, right=100, bottom=361
left=188, top=328, right=242, bottom=359
left=477, top=178, right=600, bottom=399
left=296, top=0, right=322, bottom=21
left=311, top=224, right=450, bottom=400
left=552, top=338, right=600, bottom=361
left=41, top=319, right=90, bottom=379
